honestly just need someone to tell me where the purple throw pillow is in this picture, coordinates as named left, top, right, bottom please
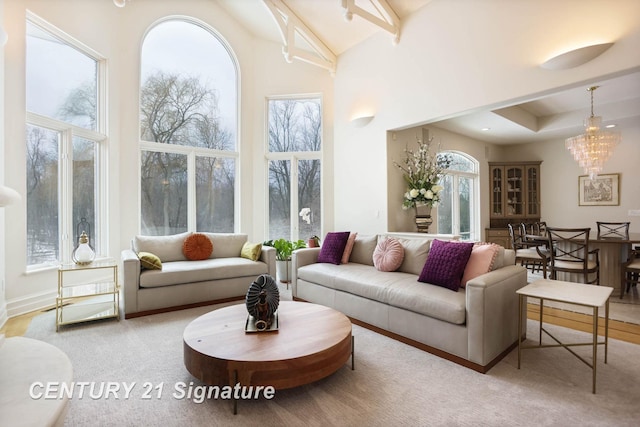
left=418, top=239, right=474, bottom=291
left=317, top=232, right=351, bottom=265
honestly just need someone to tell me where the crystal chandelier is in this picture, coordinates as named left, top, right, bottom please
left=565, top=86, right=621, bottom=178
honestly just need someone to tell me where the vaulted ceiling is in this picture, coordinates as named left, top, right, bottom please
left=216, top=0, right=640, bottom=145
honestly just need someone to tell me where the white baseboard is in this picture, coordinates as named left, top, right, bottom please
left=6, top=290, right=57, bottom=318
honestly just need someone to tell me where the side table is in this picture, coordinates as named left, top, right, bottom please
left=517, top=279, right=613, bottom=393
left=56, top=259, right=120, bottom=331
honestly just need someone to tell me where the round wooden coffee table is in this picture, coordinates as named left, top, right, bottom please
left=183, top=301, right=353, bottom=404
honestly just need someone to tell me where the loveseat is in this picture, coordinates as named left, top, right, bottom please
left=121, top=232, right=275, bottom=318
left=292, top=234, right=527, bottom=373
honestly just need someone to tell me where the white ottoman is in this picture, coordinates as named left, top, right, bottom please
left=0, top=336, right=73, bottom=427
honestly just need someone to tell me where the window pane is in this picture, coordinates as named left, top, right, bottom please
left=26, top=22, right=97, bottom=130
left=72, top=137, right=97, bottom=251
left=268, top=99, right=322, bottom=152
left=437, top=175, right=453, bottom=235
left=298, top=159, right=321, bottom=240
left=269, top=159, right=291, bottom=240
left=196, top=156, right=235, bottom=232
left=442, top=152, right=474, bottom=172
left=140, top=151, right=188, bottom=235
left=141, top=20, right=236, bottom=149
left=26, top=125, right=59, bottom=265
left=459, top=176, right=472, bottom=241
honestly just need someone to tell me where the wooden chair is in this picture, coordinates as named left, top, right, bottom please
left=546, top=227, right=599, bottom=285
left=596, top=221, right=630, bottom=240
left=622, top=249, right=640, bottom=298
left=508, top=223, right=548, bottom=279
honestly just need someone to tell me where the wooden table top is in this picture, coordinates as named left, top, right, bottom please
left=183, top=301, right=352, bottom=362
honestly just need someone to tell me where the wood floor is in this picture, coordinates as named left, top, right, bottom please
left=3, top=304, right=640, bottom=345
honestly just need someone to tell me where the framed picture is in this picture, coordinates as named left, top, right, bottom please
left=578, top=173, right=620, bottom=206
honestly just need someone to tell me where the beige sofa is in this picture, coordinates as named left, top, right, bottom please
left=121, top=232, right=275, bottom=318
left=292, top=234, right=527, bottom=373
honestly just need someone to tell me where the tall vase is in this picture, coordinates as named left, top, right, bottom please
left=414, top=203, right=433, bottom=233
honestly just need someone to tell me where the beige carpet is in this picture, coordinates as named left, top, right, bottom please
left=23, top=300, right=640, bottom=427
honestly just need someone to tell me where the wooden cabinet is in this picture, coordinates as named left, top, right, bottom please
left=485, top=228, right=511, bottom=249
left=486, top=161, right=541, bottom=247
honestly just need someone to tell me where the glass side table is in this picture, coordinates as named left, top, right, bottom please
left=56, top=259, right=120, bottom=331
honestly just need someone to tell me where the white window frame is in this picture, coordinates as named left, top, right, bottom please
left=265, top=95, right=323, bottom=241
left=138, top=17, right=241, bottom=235
left=25, top=14, right=108, bottom=270
left=439, top=151, right=480, bottom=241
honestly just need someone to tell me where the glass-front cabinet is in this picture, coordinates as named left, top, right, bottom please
left=488, top=161, right=541, bottom=228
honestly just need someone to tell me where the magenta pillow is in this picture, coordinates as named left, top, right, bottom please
left=373, top=238, right=405, bottom=272
left=317, top=232, right=351, bottom=264
left=418, top=239, right=474, bottom=291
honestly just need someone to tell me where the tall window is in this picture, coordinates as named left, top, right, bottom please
left=267, top=97, right=322, bottom=241
left=25, top=16, right=105, bottom=267
left=437, top=152, right=479, bottom=241
left=140, top=19, right=237, bottom=235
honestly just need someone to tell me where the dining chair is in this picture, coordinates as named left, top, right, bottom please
left=596, top=221, right=630, bottom=240
left=508, top=223, right=548, bottom=278
left=546, top=227, right=599, bottom=285
left=622, top=248, right=640, bottom=298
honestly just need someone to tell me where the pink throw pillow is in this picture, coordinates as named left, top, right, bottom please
left=373, top=238, right=405, bottom=272
left=461, top=243, right=500, bottom=287
left=341, top=232, right=358, bottom=264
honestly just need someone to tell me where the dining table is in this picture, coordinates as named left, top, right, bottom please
left=523, top=231, right=640, bottom=297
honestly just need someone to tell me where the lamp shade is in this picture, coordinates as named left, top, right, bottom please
left=0, top=185, right=20, bottom=207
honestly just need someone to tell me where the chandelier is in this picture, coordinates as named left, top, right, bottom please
left=565, top=86, right=621, bottom=178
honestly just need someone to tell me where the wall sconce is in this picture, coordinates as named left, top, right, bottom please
left=540, top=43, right=614, bottom=70
left=350, top=115, right=375, bottom=127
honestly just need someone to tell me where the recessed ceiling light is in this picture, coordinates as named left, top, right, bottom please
left=605, top=124, right=617, bottom=128
left=481, top=127, right=491, bottom=131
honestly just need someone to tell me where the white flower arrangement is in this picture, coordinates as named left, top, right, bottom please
left=394, top=136, right=452, bottom=210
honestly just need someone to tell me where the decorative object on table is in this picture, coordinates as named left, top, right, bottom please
left=565, top=86, right=621, bottom=179
left=263, top=238, right=306, bottom=284
left=578, top=173, right=619, bottom=206
left=245, top=274, right=279, bottom=332
left=308, top=235, right=321, bottom=248
left=394, top=134, right=452, bottom=233
left=71, top=231, right=95, bottom=265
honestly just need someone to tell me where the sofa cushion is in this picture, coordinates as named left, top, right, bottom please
left=461, top=243, right=500, bottom=287
left=396, top=238, right=431, bottom=275
left=349, top=234, right=378, bottom=266
left=418, top=240, right=474, bottom=291
left=373, top=238, right=404, bottom=272
left=138, top=251, right=162, bottom=270
left=386, top=278, right=467, bottom=324
left=183, top=233, right=213, bottom=261
left=341, top=232, right=358, bottom=264
left=297, top=263, right=466, bottom=324
left=133, top=232, right=191, bottom=262
left=200, top=233, right=247, bottom=258
left=139, top=257, right=267, bottom=288
left=241, top=242, right=262, bottom=261
left=318, top=232, right=351, bottom=264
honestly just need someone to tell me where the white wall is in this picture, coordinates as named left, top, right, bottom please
left=333, top=0, right=640, bottom=234
left=503, top=122, right=640, bottom=232
left=2, top=0, right=333, bottom=318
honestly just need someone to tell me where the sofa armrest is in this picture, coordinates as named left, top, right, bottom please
left=291, top=248, right=321, bottom=297
left=121, top=249, right=140, bottom=317
left=465, top=264, right=528, bottom=366
left=260, top=246, right=276, bottom=278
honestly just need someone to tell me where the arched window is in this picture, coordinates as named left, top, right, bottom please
left=139, top=18, right=238, bottom=235
left=437, top=152, right=479, bottom=241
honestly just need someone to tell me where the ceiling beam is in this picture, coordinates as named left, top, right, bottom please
left=341, top=0, right=400, bottom=44
left=263, top=0, right=337, bottom=75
